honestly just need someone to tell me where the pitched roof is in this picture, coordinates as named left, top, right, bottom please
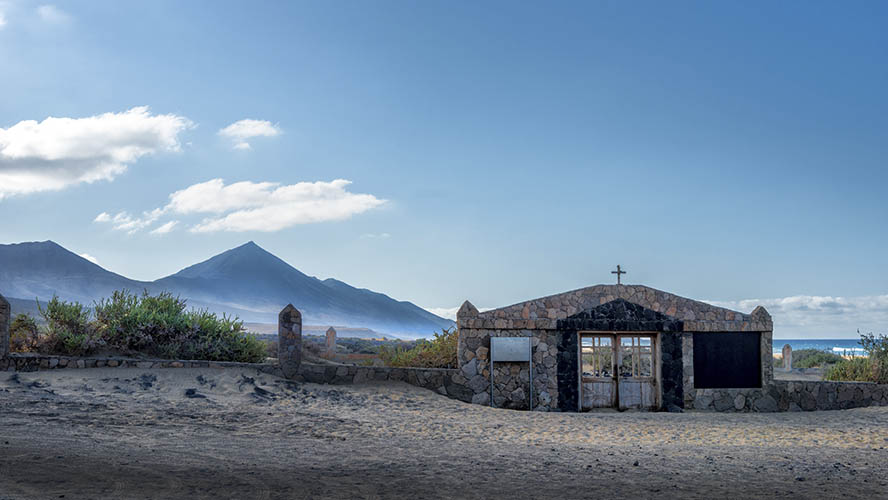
left=457, top=284, right=772, bottom=332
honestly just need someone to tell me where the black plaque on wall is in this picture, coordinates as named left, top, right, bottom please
left=693, top=332, right=761, bottom=388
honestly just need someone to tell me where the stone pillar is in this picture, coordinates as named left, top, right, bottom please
left=456, top=300, right=480, bottom=366
left=278, top=304, right=302, bottom=378
left=0, top=294, right=9, bottom=359
left=325, top=327, right=336, bottom=356
left=782, top=344, right=792, bottom=371
left=751, top=307, right=774, bottom=385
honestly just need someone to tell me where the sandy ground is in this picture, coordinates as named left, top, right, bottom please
left=0, top=368, right=886, bottom=499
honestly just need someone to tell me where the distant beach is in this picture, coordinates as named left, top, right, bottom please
left=772, top=339, right=865, bottom=355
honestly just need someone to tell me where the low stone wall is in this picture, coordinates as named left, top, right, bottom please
left=692, top=380, right=888, bottom=412
left=4, top=353, right=885, bottom=412
left=0, top=353, right=473, bottom=403
left=1, top=353, right=283, bottom=376
left=295, top=363, right=473, bottom=403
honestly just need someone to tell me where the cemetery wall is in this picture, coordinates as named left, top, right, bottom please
left=691, top=380, right=888, bottom=412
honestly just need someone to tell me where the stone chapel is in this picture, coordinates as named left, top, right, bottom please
left=456, top=284, right=772, bottom=412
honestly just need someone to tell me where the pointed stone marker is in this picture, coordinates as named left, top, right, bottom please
left=278, top=304, right=302, bottom=378
left=782, top=344, right=792, bottom=371
left=325, top=327, right=337, bottom=356
left=0, top=294, right=9, bottom=359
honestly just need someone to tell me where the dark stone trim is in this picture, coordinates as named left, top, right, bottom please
left=555, top=299, right=688, bottom=412
left=556, top=329, right=579, bottom=412
left=556, top=299, right=683, bottom=332
left=659, top=332, right=684, bottom=411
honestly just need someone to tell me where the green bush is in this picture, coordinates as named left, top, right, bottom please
left=825, top=331, right=887, bottom=384
left=9, top=313, right=40, bottom=353
left=38, top=296, right=100, bottom=356
left=379, top=327, right=458, bottom=368
left=33, top=290, right=265, bottom=363
left=825, top=357, right=872, bottom=382
left=793, top=349, right=844, bottom=369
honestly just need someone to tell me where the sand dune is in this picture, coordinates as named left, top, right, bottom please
left=0, top=367, right=886, bottom=499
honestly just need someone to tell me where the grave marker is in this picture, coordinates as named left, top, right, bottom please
left=325, top=327, right=337, bottom=356
left=782, top=344, right=792, bottom=371
left=278, top=304, right=302, bottom=378
left=0, top=294, right=9, bottom=359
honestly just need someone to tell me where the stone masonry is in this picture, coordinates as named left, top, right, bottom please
left=278, top=304, right=302, bottom=378
left=0, top=293, right=9, bottom=359
left=325, top=327, right=337, bottom=356
left=782, top=344, right=792, bottom=370
left=457, top=284, right=774, bottom=411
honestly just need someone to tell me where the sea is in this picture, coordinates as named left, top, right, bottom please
left=772, top=339, right=867, bottom=356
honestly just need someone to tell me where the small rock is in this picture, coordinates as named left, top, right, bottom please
left=184, top=388, right=206, bottom=399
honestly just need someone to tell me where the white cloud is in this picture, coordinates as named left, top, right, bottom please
left=361, top=232, right=391, bottom=239
left=218, top=119, right=280, bottom=150
left=0, top=11, right=6, bottom=29
left=165, top=178, right=278, bottom=215
left=94, top=208, right=163, bottom=234
left=149, top=220, right=178, bottom=235
left=96, top=178, right=385, bottom=234
left=0, top=107, right=192, bottom=199
left=79, top=253, right=98, bottom=265
left=36, top=4, right=70, bottom=24
left=181, top=179, right=386, bottom=233
left=707, top=294, right=888, bottom=338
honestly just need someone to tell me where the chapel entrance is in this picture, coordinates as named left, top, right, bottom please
left=579, top=333, right=658, bottom=410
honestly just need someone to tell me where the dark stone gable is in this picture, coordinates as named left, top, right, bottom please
left=556, top=298, right=684, bottom=332
left=555, top=299, right=686, bottom=411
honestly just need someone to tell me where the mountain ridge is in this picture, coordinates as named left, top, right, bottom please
left=0, top=240, right=452, bottom=338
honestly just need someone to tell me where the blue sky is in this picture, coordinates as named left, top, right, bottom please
left=1, top=1, right=886, bottom=338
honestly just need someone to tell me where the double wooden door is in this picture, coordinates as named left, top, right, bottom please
left=579, top=333, right=658, bottom=410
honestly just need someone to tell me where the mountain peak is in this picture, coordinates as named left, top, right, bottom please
left=229, top=240, right=267, bottom=254
left=163, top=241, right=301, bottom=282
left=2, top=240, right=454, bottom=337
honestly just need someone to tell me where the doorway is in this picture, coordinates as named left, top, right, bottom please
left=579, top=332, right=658, bottom=410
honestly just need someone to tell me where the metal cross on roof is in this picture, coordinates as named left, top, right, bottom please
left=611, top=265, right=626, bottom=285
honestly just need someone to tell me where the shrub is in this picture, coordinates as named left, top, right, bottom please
left=825, top=357, right=872, bottom=382
left=9, top=313, right=40, bottom=352
left=94, top=290, right=190, bottom=353
left=379, top=327, right=457, bottom=368
left=793, top=349, right=844, bottom=369
left=38, top=296, right=100, bottom=356
left=34, top=290, right=265, bottom=363
left=825, top=331, right=888, bottom=384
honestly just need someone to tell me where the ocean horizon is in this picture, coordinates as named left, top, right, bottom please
left=771, top=338, right=867, bottom=355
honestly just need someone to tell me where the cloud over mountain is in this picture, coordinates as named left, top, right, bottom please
left=95, top=178, right=386, bottom=233
left=0, top=107, right=192, bottom=198
left=184, top=179, right=386, bottom=232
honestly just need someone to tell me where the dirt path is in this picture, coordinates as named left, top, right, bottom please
left=0, top=368, right=886, bottom=499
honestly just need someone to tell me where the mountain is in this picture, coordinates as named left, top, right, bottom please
left=0, top=241, right=453, bottom=338
left=0, top=241, right=148, bottom=304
